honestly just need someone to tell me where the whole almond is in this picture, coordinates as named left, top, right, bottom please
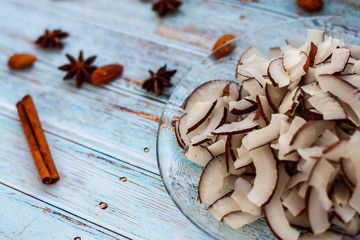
left=212, top=34, right=236, bottom=59
left=297, top=0, right=323, bottom=12
left=90, top=64, right=123, bottom=85
left=8, top=53, right=37, bottom=69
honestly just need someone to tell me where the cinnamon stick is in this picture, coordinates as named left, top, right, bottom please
left=16, top=95, right=60, bottom=184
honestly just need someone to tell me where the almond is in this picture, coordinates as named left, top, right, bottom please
left=90, top=64, right=123, bottom=85
left=297, top=0, right=324, bottom=12
left=8, top=53, right=37, bottom=69
left=212, top=34, right=236, bottom=59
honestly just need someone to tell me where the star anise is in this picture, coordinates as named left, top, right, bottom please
left=152, top=0, right=182, bottom=17
left=58, top=51, right=97, bottom=88
left=142, top=65, right=176, bottom=95
left=35, top=29, right=69, bottom=48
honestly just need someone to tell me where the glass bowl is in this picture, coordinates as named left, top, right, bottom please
left=157, top=16, right=360, bottom=240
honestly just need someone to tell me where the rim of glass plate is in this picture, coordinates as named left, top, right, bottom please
left=156, top=15, right=351, bottom=239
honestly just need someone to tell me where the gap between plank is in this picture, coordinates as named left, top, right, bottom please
left=9, top=0, right=209, bottom=58
left=0, top=63, right=163, bottom=174
left=0, top=45, right=171, bottom=107
left=0, top=181, right=137, bottom=240
left=0, top=109, right=161, bottom=177
left=220, top=0, right=298, bottom=19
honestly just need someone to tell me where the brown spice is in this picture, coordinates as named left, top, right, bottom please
left=35, top=29, right=69, bottom=48
left=90, top=64, right=123, bottom=85
left=212, top=34, right=236, bottom=59
left=8, top=53, right=37, bottom=69
left=297, top=0, right=324, bottom=11
left=58, top=51, right=97, bottom=88
left=152, top=0, right=182, bottom=17
left=16, top=95, right=60, bottom=184
left=142, top=64, right=176, bottom=96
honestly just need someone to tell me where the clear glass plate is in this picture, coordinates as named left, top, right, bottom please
left=157, top=16, right=360, bottom=240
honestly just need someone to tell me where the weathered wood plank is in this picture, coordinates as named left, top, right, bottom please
left=0, top=0, right=205, bottom=102
left=0, top=183, right=129, bottom=240
left=0, top=114, right=209, bottom=240
left=14, top=0, right=360, bottom=56
left=236, top=0, right=360, bottom=17
left=7, top=0, right=359, bottom=104
left=0, top=0, right=199, bottom=173
left=0, top=59, right=162, bottom=173
left=0, top=0, right=293, bottom=175
left=1, top=0, right=358, bottom=239
left=15, top=0, right=289, bottom=51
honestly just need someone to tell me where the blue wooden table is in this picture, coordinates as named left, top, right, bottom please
left=0, top=0, right=359, bottom=239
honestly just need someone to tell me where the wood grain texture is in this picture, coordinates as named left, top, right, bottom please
left=239, top=0, right=360, bottom=17
left=0, top=0, right=359, bottom=239
left=0, top=0, right=204, bottom=102
left=0, top=183, right=127, bottom=240
left=0, top=114, right=209, bottom=239
left=0, top=60, right=163, bottom=173
left=0, top=0, right=289, bottom=175
left=16, top=0, right=289, bottom=51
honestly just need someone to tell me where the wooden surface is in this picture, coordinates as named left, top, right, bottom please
left=0, top=0, right=359, bottom=239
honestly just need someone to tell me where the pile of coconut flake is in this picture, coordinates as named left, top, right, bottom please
left=175, top=29, right=360, bottom=240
